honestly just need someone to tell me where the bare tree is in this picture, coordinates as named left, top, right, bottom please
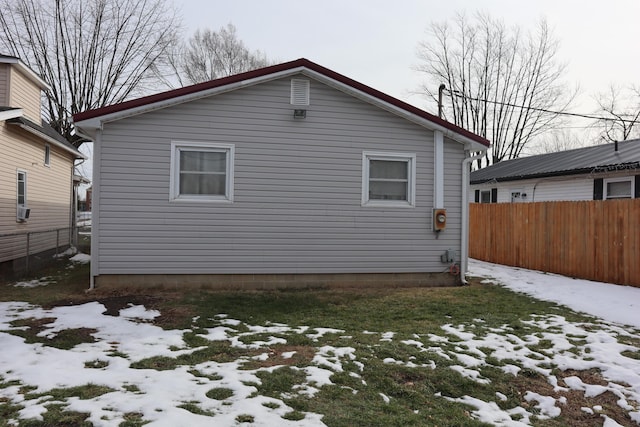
left=593, top=85, right=640, bottom=143
left=416, top=13, right=575, bottom=165
left=0, top=0, right=180, bottom=146
left=526, top=129, right=585, bottom=155
left=156, top=23, right=271, bottom=87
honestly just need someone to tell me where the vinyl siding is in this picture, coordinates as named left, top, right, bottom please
left=96, top=75, right=465, bottom=275
left=0, top=122, right=74, bottom=262
left=0, top=64, right=8, bottom=105
left=470, top=172, right=640, bottom=203
left=8, top=66, right=41, bottom=123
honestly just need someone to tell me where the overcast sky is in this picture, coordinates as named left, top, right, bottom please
left=179, top=0, right=639, bottom=118
left=78, top=0, right=640, bottom=189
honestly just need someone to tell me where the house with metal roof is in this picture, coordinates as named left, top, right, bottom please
left=470, top=139, right=640, bottom=203
left=73, top=58, right=489, bottom=289
left=0, top=54, right=86, bottom=275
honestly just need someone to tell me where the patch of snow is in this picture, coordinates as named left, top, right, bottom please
left=380, top=331, right=395, bottom=341
left=53, top=246, right=77, bottom=258
left=119, top=305, right=160, bottom=321
left=524, top=391, right=561, bottom=418
left=306, top=327, right=343, bottom=341
left=69, top=253, right=91, bottom=264
left=379, top=393, right=390, bottom=404
left=470, top=259, right=640, bottom=328
left=449, top=365, right=491, bottom=384
left=11, top=277, right=55, bottom=288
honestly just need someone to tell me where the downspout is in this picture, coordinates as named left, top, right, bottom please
left=89, top=129, right=102, bottom=290
left=460, top=150, right=486, bottom=284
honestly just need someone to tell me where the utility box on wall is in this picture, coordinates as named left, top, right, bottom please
left=433, top=208, right=447, bottom=231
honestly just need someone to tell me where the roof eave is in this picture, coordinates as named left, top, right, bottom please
left=73, top=58, right=490, bottom=148
left=73, top=66, right=308, bottom=135
left=0, top=108, right=23, bottom=121
left=0, top=56, right=50, bottom=90
left=9, top=122, right=86, bottom=159
left=298, top=69, right=489, bottom=150
left=470, top=166, right=637, bottom=185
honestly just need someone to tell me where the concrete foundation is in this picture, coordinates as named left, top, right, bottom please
left=94, top=272, right=461, bottom=290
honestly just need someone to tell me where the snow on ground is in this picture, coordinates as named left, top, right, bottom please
left=69, top=253, right=91, bottom=264
left=470, top=258, right=640, bottom=329
left=1, top=260, right=639, bottom=426
left=0, top=302, right=329, bottom=427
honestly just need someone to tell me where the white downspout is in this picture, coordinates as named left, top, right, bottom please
left=433, top=131, right=444, bottom=209
left=460, top=150, right=486, bottom=284
left=89, top=129, right=102, bottom=290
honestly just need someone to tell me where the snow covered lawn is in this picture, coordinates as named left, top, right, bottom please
left=0, top=260, right=639, bottom=426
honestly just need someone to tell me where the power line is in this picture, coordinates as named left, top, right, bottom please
left=444, top=89, right=639, bottom=124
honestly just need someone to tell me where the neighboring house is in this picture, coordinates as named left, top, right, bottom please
left=73, top=58, right=489, bottom=289
left=0, top=54, right=85, bottom=274
left=470, top=139, right=640, bottom=203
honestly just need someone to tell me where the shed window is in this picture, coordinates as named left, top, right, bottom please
left=604, top=178, right=633, bottom=199
left=170, top=142, right=234, bottom=202
left=362, top=151, right=415, bottom=207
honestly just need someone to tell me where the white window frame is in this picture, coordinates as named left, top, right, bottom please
left=169, top=141, right=235, bottom=203
left=604, top=177, right=634, bottom=200
left=17, top=169, right=27, bottom=220
left=361, top=151, right=416, bottom=207
left=44, top=144, right=51, bottom=167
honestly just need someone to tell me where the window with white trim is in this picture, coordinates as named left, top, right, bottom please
left=170, top=142, right=234, bottom=202
left=17, top=170, right=27, bottom=221
left=480, top=190, right=492, bottom=203
left=604, top=177, right=633, bottom=199
left=44, top=144, right=51, bottom=166
left=362, top=151, right=416, bottom=207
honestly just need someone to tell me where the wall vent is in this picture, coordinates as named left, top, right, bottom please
left=290, top=79, right=310, bottom=106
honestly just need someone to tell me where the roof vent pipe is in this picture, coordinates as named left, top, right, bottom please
left=614, top=140, right=619, bottom=152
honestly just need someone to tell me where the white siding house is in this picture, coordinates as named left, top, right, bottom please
left=74, top=59, right=489, bottom=289
left=471, top=140, right=640, bottom=203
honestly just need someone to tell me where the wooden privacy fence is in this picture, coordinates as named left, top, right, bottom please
left=469, top=200, right=640, bottom=287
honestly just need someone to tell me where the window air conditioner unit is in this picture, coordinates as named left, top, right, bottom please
left=17, top=206, right=30, bottom=221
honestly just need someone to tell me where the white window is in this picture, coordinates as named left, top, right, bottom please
left=604, top=177, right=633, bottom=199
left=362, top=151, right=416, bottom=207
left=170, top=142, right=234, bottom=202
left=44, top=144, right=51, bottom=166
left=17, top=170, right=27, bottom=220
left=480, top=190, right=492, bottom=203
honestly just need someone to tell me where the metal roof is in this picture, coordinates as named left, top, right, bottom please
left=470, top=139, right=640, bottom=184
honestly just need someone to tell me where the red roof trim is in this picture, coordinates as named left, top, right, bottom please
left=72, top=58, right=489, bottom=147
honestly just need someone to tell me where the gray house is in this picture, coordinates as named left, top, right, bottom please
left=73, top=59, right=489, bottom=289
left=471, top=139, right=640, bottom=203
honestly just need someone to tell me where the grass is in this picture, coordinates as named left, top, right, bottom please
left=0, top=261, right=638, bottom=426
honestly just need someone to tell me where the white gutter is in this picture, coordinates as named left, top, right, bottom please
left=460, top=150, right=486, bottom=284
